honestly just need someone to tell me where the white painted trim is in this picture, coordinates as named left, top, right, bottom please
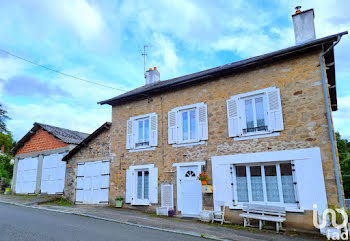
left=172, top=141, right=206, bottom=148
left=212, top=147, right=321, bottom=164
left=234, top=132, right=280, bottom=141
left=175, top=163, right=203, bottom=217
left=130, top=112, right=156, bottom=121
left=212, top=147, right=327, bottom=220
left=230, top=86, right=276, bottom=99
left=129, top=147, right=155, bottom=153
left=229, top=205, right=304, bottom=213
left=173, top=161, right=205, bottom=167
left=173, top=102, right=204, bottom=111
left=128, top=164, right=155, bottom=170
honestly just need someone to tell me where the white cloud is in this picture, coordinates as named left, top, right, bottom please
left=7, top=101, right=111, bottom=141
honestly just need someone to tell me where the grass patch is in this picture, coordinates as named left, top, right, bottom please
left=42, top=197, right=73, bottom=206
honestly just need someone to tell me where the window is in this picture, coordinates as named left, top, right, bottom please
left=243, top=95, right=267, bottom=134
left=126, top=113, right=158, bottom=150
left=137, top=170, right=149, bottom=200
left=136, top=118, right=150, bottom=148
left=181, top=109, right=197, bottom=142
left=233, top=162, right=297, bottom=207
left=125, top=164, right=158, bottom=205
left=168, top=103, right=208, bottom=145
left=227, top=87, right=283, bottom=138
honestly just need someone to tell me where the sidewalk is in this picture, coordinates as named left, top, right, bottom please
left=0, top=194, right=323, bottom=241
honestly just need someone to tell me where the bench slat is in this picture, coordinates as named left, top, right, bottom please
left=240, top=213, right=286, bottom=222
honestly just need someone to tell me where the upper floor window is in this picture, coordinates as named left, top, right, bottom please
left=227, top=87, right=283, bottom=138
left=168, top=103, right=208, bottom=145
left=126, top=113, right=158, bottom=150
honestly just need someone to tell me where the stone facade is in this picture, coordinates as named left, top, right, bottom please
left=64, top=127, right=112, bottom=202
left=106, top=50, right=343, bottom=231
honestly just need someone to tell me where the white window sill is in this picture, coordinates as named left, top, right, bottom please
left=129, top=147, right=155, bottom=152
left=229, top=205, right=303, bottom=213
left=172, top=141, right=206, bottom=148
left=234, top=132, right=280, bottom=141
left=132, top=200, right=150, bottom=206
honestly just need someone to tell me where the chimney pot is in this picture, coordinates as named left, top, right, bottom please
left=292, top=8, right=316, bottom=45
left=145, top=68, right=160, bottom=85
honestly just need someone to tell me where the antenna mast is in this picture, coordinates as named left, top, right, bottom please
left=141, top=45, right=149, bottom=77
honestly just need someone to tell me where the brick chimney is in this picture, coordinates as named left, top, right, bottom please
left=145, top=67, right=160, bottom=85
left=292, top=6, right=316, bottom=45
left=1, top=145, right=5, bottom=153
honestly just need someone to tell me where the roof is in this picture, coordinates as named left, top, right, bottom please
left=12, top=122, right=90, bottom=154
left=62, top=122, right=111, bottom=161
left=99, top=31, right=348, bottom=111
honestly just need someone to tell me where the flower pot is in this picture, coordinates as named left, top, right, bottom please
left=168, top=209, right=175, bottom=217
left=115, top=200, right=123, bottom=208
left=4, top=188, right=10, bottom=195
left=201, top=180, right=207, bottom=185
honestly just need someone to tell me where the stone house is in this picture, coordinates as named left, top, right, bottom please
left=63, top=9, right=348, bottom=233
left=11, top=122, right=89, bottom=194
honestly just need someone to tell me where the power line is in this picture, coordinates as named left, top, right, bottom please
left=0, top=49, right=128, bottom=92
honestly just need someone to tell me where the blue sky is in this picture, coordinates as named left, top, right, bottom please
left=0, top=0, right=349, bottom=141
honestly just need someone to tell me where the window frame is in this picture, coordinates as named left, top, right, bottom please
left=241, top=93, right=269, bottom=136
left=231, top=161, right=299, bottom=209
left=135, top=169, right=150, bottom=203
left=135, top=117, right=150, bottom=149
left=179, top=107, right=198, bottom=144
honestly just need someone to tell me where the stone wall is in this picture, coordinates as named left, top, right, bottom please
left=64, top=128, right=111, bottom=202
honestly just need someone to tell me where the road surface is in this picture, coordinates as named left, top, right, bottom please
left=0, top=203, right=205, bottom=241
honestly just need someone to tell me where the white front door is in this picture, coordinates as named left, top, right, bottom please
left=16, top=157, right=38, bottom=194
left=179, top=165, right=202, bottom=217
left=75, top=160, right=110, bottom=204
left=41, top=153, right=66, bottom=194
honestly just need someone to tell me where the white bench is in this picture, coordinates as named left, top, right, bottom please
left=240, top=204, right=286, bottom=232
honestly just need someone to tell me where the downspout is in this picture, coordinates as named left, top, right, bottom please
left=319, top=35, right=344, bottom=208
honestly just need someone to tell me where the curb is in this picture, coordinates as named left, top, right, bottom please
left=0, top=200, right=228, bottom=241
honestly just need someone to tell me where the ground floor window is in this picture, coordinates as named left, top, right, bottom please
left=137, top=169, right=149, bottom=200
left=233, top=162, right=297, bottom=206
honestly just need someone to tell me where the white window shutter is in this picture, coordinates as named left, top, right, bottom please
left=198, top=103, right=208, bottom=141
left=125, top=169, right=133, bottom=203
left=227, top=97, right=242, bottom=137
left=168, top=109, right=177, bottom=144
left=126, top=119, right=133, bottom=149
left=149, top=167, right=158, bottom=204
left=150, top=113, right=158, bottom=147
left=267, top=88, right=284, bottom=132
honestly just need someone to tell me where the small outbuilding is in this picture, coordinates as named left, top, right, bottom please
left=11, top=123, right=89, bottom=194
left=62, top=122, right=112, bottom=204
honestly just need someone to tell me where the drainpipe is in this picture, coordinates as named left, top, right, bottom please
left=319, top=35, right=344, bottom=208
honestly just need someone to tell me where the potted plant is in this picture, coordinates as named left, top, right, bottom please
left=4, top=187, right=11, bottom=195
left=115, top=197, right=123, bottom=208
left=198, top=172, right=209, bottom=185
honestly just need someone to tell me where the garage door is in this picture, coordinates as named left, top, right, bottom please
left=16, top=157, right=38, bottom=194
left=75, top=160, right=110, bottom=204
left=41, top=153, right=66, bottom=194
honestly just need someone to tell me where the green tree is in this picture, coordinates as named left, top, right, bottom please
left=0, top=104, right=9, bottom=134
left=0, top=155, right=13, bottom=186
left=0, top=133, right=15, bottom=154
left=336, top=132, right=350, bottom=198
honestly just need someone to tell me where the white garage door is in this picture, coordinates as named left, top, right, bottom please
left=75, top=160, right=110, bottom=204
left=16, top=157, right=38, bottom=194
left=41, top=153, right=66, bottom=194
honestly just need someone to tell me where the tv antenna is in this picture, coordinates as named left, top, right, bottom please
left=141, top=45, right=150, bottom=75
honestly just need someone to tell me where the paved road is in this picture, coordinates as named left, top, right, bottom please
left=0, top=203, right=205, bottom=241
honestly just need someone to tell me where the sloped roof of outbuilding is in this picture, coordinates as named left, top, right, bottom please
left=62, top=122, right=111, bottom=162
left=12, top=122, right=90, bottom=154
